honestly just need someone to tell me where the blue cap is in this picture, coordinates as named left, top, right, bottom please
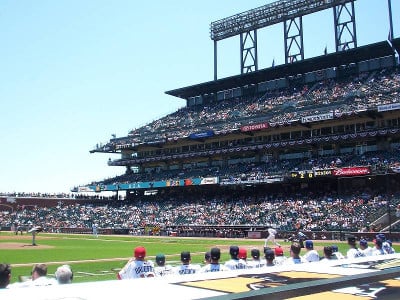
left=331, top=245, right=338, bottom=252
left=305, top=240, right=314, bottom=249
left=229, top=245, right=239, bottom=257
left=359, top=239, right=368, bottom=247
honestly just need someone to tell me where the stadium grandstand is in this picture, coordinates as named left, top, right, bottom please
left=2, top=0, right=400, bottom=242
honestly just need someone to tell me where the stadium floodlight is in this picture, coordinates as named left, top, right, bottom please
left=210, top=0, right=356, bottom=41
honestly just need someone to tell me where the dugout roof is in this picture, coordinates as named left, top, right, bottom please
left=166, top=40, right=395, bottom=100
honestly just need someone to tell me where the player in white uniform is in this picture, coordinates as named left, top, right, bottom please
left=359, top=239, right=373, bottom=256
left=117, top=246, right=155, bottom=279
left=246, top=249, right=265, bottom=268
left=224, top=246, right=247, bottom=270
left=154, top=253, right=174, bottom=277
left=303, top=240, right=320, bottom=262
left=283, top=242, right=308, bottom=265
left=200, top=248, right=229, bottom=273
left=346, top=235, right=365, bottom=259
left=264, top=227, right=280, bottom=247
left=174, top=251, right=201, bottom=275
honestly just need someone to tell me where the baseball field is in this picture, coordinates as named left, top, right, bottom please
left=1, top=232, right=399, bottom=284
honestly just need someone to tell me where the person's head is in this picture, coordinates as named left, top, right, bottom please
left=210, top=247, right=221, bottom=263
left=305, top=240, right=314, bottom=250
left=274, top=246, right=284, bottom=257
left=347, top=235, right=357, bottom=247
left=181, top=251, right=191, bottom=265
left=251, top=249, right=260, bottom=260
left=359, top=239, right=368, bottom=250
left=375, top=238, right=383, bottom=249
left=0, top=263, right=11, bottom=288
left=134, top=246, right=146, bottom=261
left=155, top=254, right=166, bottom=267
left=238, top=248, right=247, bottom=260
left=331, top=245, right=339, bottom=253
left=290, top=242, right=301, bottom=257
left=264, top=249, right=275, bottom=264
left=55, top=265, right=73, bottom=284
left=31, top=263, right=47, bottom=280
left=229, top=246, right=239, bottom=259
left=204, top=251, right=211, bottom=264
left=376, top=233, right=386, bottom=242
left=323, top=246, right=333, bottom=259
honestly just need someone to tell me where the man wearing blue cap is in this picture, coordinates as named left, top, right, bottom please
left=359, top=239, right=373, bottom=256
left=303, top=240, right=320, bottom=262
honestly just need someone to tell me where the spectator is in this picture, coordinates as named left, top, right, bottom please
left=55, top=265, right=73, bottom=284
left=17, top=263, right=56, bottom=287
left=0, top=263, right=11, bottom=289
left=117, top=246, right=155, bottom=279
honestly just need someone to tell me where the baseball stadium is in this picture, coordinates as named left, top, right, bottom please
left=2, top=0, right=400, bottom=299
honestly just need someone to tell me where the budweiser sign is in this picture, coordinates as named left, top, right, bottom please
left=333, top=167, right=371, bottom=177
left=241, top=122, right=269, bottom=132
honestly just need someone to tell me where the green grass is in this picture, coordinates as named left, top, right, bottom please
left=1, top=232, right=398, bottom=284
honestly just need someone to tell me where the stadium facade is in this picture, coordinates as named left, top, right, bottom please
left=69, top=0, right=400, bottom=237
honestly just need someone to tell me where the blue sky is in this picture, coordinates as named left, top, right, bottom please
left=0, top=0, right=398, bottom=194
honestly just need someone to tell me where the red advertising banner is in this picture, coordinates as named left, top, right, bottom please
left=333, top=167, right=371, bottom=177
left=240, top=122, right=269, bottom=132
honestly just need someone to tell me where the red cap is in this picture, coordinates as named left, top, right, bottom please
left=238, top=248, right=247, bottom=259
left=134, top=246, right=146, bottom=259
left=274, top=247, right=284, bottom=256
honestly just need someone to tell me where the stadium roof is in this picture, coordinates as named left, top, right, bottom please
left=166, top=40, right=395, bottom=100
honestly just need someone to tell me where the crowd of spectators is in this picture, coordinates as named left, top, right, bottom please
left=1, top=188, right=399, bottom=235
left=96, top=68, right=400, bottom=150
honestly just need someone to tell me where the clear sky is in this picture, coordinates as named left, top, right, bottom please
left=0, top=0, right=398, bottom=194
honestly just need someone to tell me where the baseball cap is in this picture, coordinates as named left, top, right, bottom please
left=229, top=245, right=239, bottom=257
left=181, top=251, right=191, bottom=262
left=274, top=246, right=284, bottom=256
left=331, top=245, right=339, bottom=252
left=265, top=249, right=275, bottom=260
left=359, top=239, right=368, bottom=247
left=134, top=246, right=146, bottom=259
left=210, top=247, right=221, bottom=260
left=238, top=248, right=247, bottom=259
left=155, top=253, right=165, bottom=265
left=376, top=233, right=386, bottom=241
left=251, top=249, right=260, bottom=259
left=305, top=240, right=314, bottom=249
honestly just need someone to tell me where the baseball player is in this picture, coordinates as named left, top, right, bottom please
left=117, top=246, right=155, bottom=279
left=200, top=248, right=229, bottom=273
left=246, top=249, right=265, bottom=268
left=303, top=240, right=320, bottom=262
left=359, top=239, right=373, bottom=256
left=283, top=242, right=308, bottom=265
left=154, top=253, right=174, bottom=277
left=174, top=251, right=201, bottom=275
left=346, top=235, right=365, bottom=259
left=264, top=227, right=280, bottom=247
left=224, top=246, right=247, bottom=270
